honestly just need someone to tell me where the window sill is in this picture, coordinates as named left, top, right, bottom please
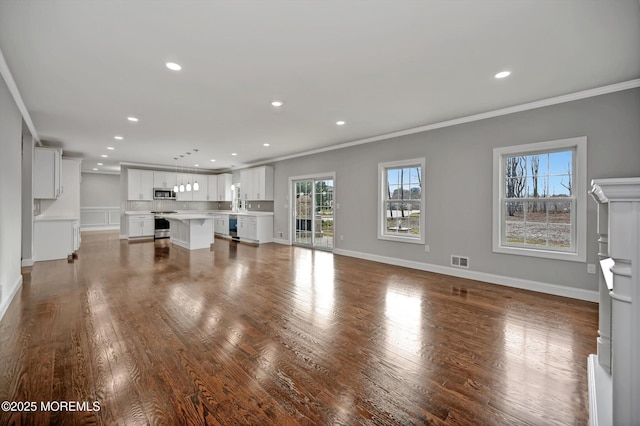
left=378, top=234, right=425, bottom=245
left=493, top=244, right=585, bottom=262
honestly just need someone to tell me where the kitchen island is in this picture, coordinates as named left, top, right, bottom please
left=164, top=214, right=214, bottom=250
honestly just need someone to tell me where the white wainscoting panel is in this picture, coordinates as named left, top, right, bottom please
left=81, top=207, right=120, bottom=231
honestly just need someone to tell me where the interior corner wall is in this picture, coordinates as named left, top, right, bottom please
left=272, top=88, right=640, bottom=296
left=21, top=121, right=33, bottom=266
left=81, top=172, right=120, bottom=208
left=119, top=167, right=128, bottom=237
left=0, top=73, right=23, bottom=321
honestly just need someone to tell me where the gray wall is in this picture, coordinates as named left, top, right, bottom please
left=81, top=172, right=120, bottom=208
left=272, top=88, right=640, bottom=293
left=0, top=73, right=23, bottom=320
left=21, top=121, right=32, bottom=264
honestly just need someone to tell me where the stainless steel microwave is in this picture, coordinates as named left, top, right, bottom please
left=153, top=188, right=176, bottom=200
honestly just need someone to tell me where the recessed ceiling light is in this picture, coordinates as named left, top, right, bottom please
left=336, top=120, right=345, bottom=126
left=101, top=154, right=108, bottom=158
left=210, top=159, right=216, bottom=162
left=114, top=136, right=123, bottom=140
left=494, top=71, right=511, bottom=79
left=194, top=164, right=199, bottom=167
left=107, top=146, right=115, bottom=150
left=271, top=100, right=283, bottom=107
left=127, top=116, right=138, bottom=122
left=166, top=62, right=182, bottom=71
left=263, top=143, right=270, bottom=147
left=231, top=153, right=238, bottom=156
left=93, top=168, right=98, bottom=171
left=97, top=162, right=103, bottom=166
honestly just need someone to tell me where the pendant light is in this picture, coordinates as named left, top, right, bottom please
left=179, top=155, right=185, bottom=192
left=193, top=149, right=200, bottom=191
left=185, top=152, right=192, bottom=192
left=173, top=158, right=179, bottom=193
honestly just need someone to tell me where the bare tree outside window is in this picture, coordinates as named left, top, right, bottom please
left=382, top=163, right=423, bottom=238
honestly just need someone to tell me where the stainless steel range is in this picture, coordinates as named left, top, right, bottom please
left=151, top=211, right=177, bottom=239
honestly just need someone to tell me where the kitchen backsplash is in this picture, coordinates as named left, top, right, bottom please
left=125, top=200, right=217, bottom=211
left=216, top=201, right=274, bottom=212
left=125, top=200, right=274, bottom=212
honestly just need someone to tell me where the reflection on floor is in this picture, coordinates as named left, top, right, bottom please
left=0, top=230, right=597, bottom=425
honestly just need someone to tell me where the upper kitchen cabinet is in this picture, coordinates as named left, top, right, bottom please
left=240, top=166, right=273, bottom=200
left=153, top=171, right=176, bottom=189
left=240, top=169, right=253, bottom=201
left=207, top=175, right=218, bottom=201
left=34, top=147, right=62, bottom=199
left=191, top=174, right=208, bottom=201
left=253, top=166, right=273, bottom=200
left=217, top=174, right=232, bottom=201
left=127, top=169, right=154, bottom=200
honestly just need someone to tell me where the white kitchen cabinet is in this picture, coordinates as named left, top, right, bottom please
left=38, top=158, right=82, bottom=218
left=191, top=174, right=208, bottom=201
left=176, top=190, right=192, bottom=201
left=167, top=216, right=214, bottom=250
left=239, top=166, right=273, bottom=200
left=176, top=173, right=206, bottom=201
left=153, top=171, right=176, bottom=189
left=252, top=166, right=273, bottom=200
left=207, top=175, right=218, bottom=201
left=240, top=169, right=253, bottom=201
left=127, top=214, right=154, bottom=238
left=176, top=184, right=192, bottom=201
left=34, top=218, right=79, bottom=261
left=127, top=169, right=154, bottom=200
left=34, top=147, right=62, bottom=199
left=214, top=215, right=229, bottom=237
left=217, top=174, right=232, bottom=201
left=238, top=216, right=257, bottom=240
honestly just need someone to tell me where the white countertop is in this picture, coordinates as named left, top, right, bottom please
left=34, top=215, right=79, bottom=221
left=124, top=210, right=274, bottom=216
left=163, top=214, right=214, bottom=220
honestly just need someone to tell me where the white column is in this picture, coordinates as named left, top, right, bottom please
left=594, top=201, right=611, bottom=373
left=590, top=178, right=640, bottom=426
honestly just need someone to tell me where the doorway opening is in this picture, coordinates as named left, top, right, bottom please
left=292, top=176, right=334, bottom=251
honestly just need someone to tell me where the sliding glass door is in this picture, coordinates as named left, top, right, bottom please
left=293, top=177, right=334, bottom=250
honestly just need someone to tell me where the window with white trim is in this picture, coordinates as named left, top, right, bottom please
left=378, top=158, right=425, bottom=244
left=493, top=137, right=587, bottom=262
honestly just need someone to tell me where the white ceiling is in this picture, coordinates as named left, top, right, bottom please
left=1, top=1, right=639, bottom=174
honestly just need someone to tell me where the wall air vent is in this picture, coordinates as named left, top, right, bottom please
left=451, top=255, right=469, bottom=269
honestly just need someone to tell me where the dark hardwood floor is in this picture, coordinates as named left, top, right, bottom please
left=0, top=231, right=597, bottom=425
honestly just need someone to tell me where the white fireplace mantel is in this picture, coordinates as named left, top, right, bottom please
left=588, top=177, right=640, bottom=426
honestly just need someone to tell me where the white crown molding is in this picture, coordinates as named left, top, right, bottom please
left=260, top=79, right=640, bottom=167
left=590, top=177, right=640, bottom=202
left=0, top=48, right=40, bottom=143
left=333, top=248, right=599, bottom=302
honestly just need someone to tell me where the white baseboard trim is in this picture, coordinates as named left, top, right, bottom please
left=588, top=354, right=612, bottom=426
left=0, top=275, right=23, bottom=321
left=333, top=248, right=598, bottom=302
left=119, top=234, right=127, bottom=240
left=81, top=225, right=120, bottom=232
left=273, top=238, right=290, bottom=245
left=21, top=258, right=34, bottom=267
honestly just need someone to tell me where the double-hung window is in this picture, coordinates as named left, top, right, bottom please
left=378, top=158, right=425, bottom=244
left=493, top=137, right=586, bottom=262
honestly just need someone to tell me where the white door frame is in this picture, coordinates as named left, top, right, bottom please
left=288, top=172, right=336, bottom=246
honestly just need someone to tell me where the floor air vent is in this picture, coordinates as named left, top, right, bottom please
left=451, top=255, right=469, bottom=269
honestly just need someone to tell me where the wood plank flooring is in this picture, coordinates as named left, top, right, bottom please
left=0, top=231, right=597, bottom=425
